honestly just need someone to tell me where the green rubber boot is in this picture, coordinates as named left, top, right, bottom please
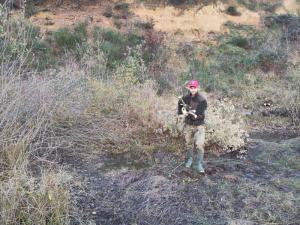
left=185, top=149, right=193, bottom=168
left=194, top=151, right=205, bottom=173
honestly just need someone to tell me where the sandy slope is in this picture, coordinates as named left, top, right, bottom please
left=30, top=0, right=261, bottom=41
left=133, top=3, right=261, bottom=42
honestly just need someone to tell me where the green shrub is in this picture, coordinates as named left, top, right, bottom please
left=53, top=23, right=87, bottom=50
left=101, top=41, right=123, bottom=68
left=227, top=36, right=249, bottom=49
left=141, top=30, right=166, bottom=79
left=74, top=22, right=87, bottom=41
left=0, top=21, right=40, bottom=58
left=257, top=48, right=287, bottom=73
left=92, top=26, right=102, bottom=41
left=181, top=20, right=295, bottom=93
left=237, top=0, right=281, bottom=11
left=92, top=27, right=143, bottom=69
left=127, top=32, right=143, bottom=46
left=0, top=15, right=55, bottom=71
left=31, top=39, right=55, bottom=70
left=100, top=28, right=126, bottom=44
left=54, top=28, right=80, bottom=50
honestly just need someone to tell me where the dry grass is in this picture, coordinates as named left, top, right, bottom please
left=241, top=64, right=300, bottom=124
left=0, top=61, right=80, bottom=224
left=0, top=169, right=71, bottom=225
left=0, top=11, right=89, bottom=222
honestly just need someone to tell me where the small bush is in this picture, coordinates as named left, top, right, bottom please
left=257, top=47, right=287, bottom=73
left=53, top=28, right=80, bottom=50
left=135, top=19, right=155, bottom=30
left=114, top=2, right=129, bottom=11
left=103, top=6, right=113, bottom=17
left=100, top=28, right=126, bottom=44
left=114, top=45, right=147, bottom=84
left=74, top=22, right=87, bottom=41
left=53, top=23, right=87, bottom=50
left=225, top=6, right=241, bottom=16
left=31, top=39, right=55, bottom=70
left=205, top=99, right=248, bottom=154
left=101, top=41, right=124, bottom=68
left=168, top=0, right=190, bottom=5
left=227, top=36, right=249, bottom=49
left=92, top=27, right=143, bottom=69
left=241, top=67, right=300, bottom=124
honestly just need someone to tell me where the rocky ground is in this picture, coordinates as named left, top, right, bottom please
left=55, top=128, right=300, bottom=225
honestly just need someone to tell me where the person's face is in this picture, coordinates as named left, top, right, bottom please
left=189, top=86, right=198, bottom=96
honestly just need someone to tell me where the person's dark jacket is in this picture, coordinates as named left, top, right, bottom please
left=177, top=92, right=207, bottom=126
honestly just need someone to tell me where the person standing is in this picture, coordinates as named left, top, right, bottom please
left=177, top=80, right=207, bottom=173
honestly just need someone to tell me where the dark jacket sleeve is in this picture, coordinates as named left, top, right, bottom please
left=196, top=99, right=207, bottom=117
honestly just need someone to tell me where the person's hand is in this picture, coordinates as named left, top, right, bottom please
left=188, top=110, right=197, bottom=118
left=181, top=107, right=188, bottom=116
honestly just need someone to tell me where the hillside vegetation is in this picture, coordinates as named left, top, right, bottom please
left=0, top=0, right=300, bottom=224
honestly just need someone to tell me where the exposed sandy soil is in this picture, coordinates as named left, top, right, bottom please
left=29, top=0, right=299, bottom=42
left=29, top=2, right=114, bottom=35
left=276, top=0, right=300, bottom=15
left=132, top=3, right=261, bottom=42
left=30, top=0, right=262, bottom=41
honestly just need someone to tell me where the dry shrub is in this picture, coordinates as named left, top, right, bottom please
left=0, top=13, right=74, bottom=224
left=205, top=99, right=248, bottom=154
left=241, top=66, right=300, bottom=124
left=0, top=54, right=89, bottom=223
left=144, top=30, right=164, bottom=51
left=1, top=142, right=28, bottom=171
left=273, top=67, right=300, bottom=123
left=126, top=80, right=175, bottom=129
left=0, top=169, right=71, bottom=225
left=88, top=77, right=175, bottom=131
